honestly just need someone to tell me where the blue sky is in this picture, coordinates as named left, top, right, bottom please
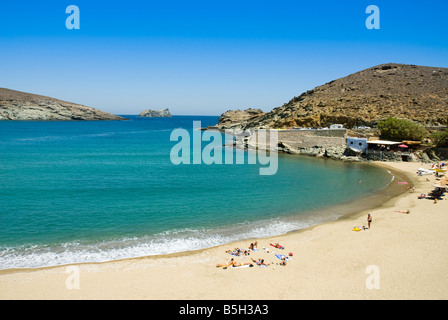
left=1, top=0, right=447, bottom=115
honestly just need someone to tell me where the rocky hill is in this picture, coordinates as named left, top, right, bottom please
left=139, top=108, right=172, bottom=117
left=211, top=63, right=448, bottom=130
left=0, top=88, right=125, bottom=121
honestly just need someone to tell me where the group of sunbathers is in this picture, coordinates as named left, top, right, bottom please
left=225, top=241, right=259, bottom=257
left=225, top=248, right=251, bottom=256
left=217, top=242, right=288, bottom=269
left=417, top=187, right=445, bottom=201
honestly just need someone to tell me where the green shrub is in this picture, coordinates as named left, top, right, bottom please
left=377, top=117, right=427, bottom=141
left=431, top=129, right=448, bottom=147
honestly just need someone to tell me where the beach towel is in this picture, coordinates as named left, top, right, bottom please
left=275, top=254, right=289, bottom=261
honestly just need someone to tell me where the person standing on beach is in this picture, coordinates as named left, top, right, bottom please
left=367, top=214, right=372, bottom=229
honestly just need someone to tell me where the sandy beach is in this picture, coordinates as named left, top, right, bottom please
left=1, top=161, right=447, bottom=300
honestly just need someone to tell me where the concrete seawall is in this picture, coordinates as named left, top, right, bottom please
left=277, top=129, right=346, bottom=149
left=235, top=128, right=350, bottom=160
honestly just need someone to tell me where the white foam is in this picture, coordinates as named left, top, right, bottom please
left=0, top=216, right=332, bottom=270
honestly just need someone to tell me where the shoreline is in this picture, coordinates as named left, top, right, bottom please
left=1, top=160, right=447, bottom=299
left=0, top=159, right=405, bottom=272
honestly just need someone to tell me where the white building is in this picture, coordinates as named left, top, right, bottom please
left=330, top=124, right=344, bottom=129
left=346, top=137, right=368, bottom=153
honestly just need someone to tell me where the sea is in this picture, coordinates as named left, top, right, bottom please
left=0, top=116, right=394, bottom=269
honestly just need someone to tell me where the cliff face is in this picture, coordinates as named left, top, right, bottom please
left=139, top=108, right=172, bottom=117
left=213, top=63, right=448, bottom=130
left=0, top=88, right=125, bottom=121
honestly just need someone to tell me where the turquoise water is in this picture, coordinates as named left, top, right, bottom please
left=0, top=116, right=392, bottom=269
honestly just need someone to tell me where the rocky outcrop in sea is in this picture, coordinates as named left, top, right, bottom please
left=139, top=108, right=172, bottom=117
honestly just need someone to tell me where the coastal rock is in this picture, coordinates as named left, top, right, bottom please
left=0, top=88, right=126, bottom=121
left=213, top=63, right=448, bottom=130
left=208, top=108, right=264, bottom=130
left=326, top=145, right=348, bottom=159
left=277, top=142, right=300, bottom=154
left=430, top=147, right=448, bottom=160
left=343, top=147, right=364, bottom=157
left=339, top=155, right=363, bottom=162
left=139, top=108, right=172, bottom=117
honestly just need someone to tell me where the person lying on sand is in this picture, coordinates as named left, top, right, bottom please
left=226, top=248, right=239, bottom=256
left=232, top=262, right=254, bottom=268
left=226, top=248, right=250, bottom=256
left=216, top=258, right=235, bottom=268
left=251, top=258, right=270, bottom=266
left=216, top=258, right=254, bottom=269
left=270, top=243, right=284, bottom=249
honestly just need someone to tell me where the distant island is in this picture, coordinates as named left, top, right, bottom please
left=0, top=88, right=125, bottom=121
left=139, top=108, right=172, bottom=118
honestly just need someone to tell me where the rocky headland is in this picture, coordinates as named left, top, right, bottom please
left=209, top=63, right=448, bottom=131
left=208, top=63, right=448, bottom=162
left=139, top=108, right=172, bottom=117
left=0, top=88, right=125, bottom=121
